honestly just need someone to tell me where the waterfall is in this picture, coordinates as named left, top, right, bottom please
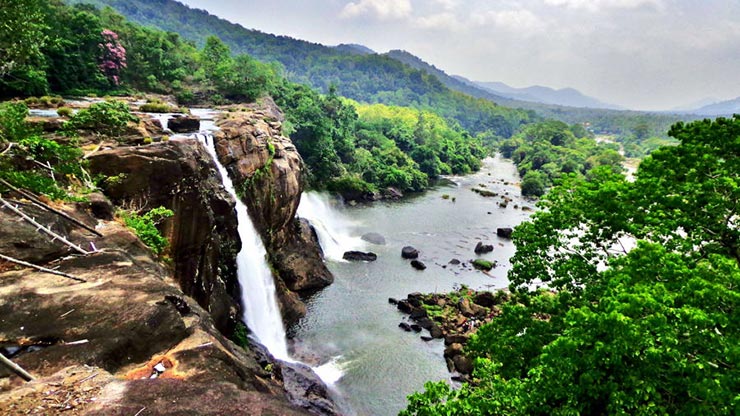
left=196, top=133, right=290, bottom=361
left=297, top=192, right=366, bottom=261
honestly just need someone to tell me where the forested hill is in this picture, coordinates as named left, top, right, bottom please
left=66, top=0, right=535, bottom=138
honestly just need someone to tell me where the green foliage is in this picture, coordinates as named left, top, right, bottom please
left=472, top=259, right=494, bottom=271
left=121, top=206, right=174, bottom=254
left=56, top=107, right=73, bottom=117
left=0, top=102, right=85, bottom=200
left=230, top=321, right=250, bottom=349
left=403, top=116, right=740, bottom=415
left=501, top=120, right=625, bottom=196
left=0, top=0, right=47, bottom=79
left=64, top=100, right=138, bottom=137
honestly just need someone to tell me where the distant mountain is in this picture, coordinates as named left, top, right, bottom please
left=334, top=44, right=375, bottom=55
left=472, top=80, right=624, bottom=110
left=383, top=50, right=515, bottom=105
left=671, top=97, right=721, bottom=112
left=684, top=97, right=740, bottom=116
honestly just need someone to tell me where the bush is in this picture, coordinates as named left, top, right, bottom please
left=64, top=100, right=138, bottom=137
left=56, top=107, right=73, bottom=118
left=120, top=206, right=174, bottom=254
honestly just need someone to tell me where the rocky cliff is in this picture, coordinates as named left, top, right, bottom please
left=0, top=197, right=317, bottom=415
left=88, top=140, right=242, bottom=335
left=213, top=100, right=333, bottom=325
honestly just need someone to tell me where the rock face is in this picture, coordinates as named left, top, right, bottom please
left=167, top=115, right=201, bottom=133
left=213, top=99, right=333, bottom=325
left=0, top=203, right=318, bottom=415
left=88, top=140, right=241, bottom=334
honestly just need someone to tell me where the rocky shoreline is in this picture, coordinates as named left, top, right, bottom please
left=391, top=287, right=512, bottom=381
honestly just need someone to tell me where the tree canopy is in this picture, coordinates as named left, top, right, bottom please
left=403, top=115, right=740, bottom=415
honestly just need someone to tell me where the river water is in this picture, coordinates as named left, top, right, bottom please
left=291, top=155, right=535, bottom=415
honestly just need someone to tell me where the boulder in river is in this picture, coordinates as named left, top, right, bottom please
left=402, top=246, right=420, bottom=259
left=411, top=260, right=427, bottom=270
left=449, top=258, right=461, bottom=265
left=474, top=241, right=494, bottom=254
left=168, top=115, right=200, bottom=133
left=497, top=227, right=514, bottom=239
left=342, top=251, right=378, bottom=262
left=361, top=232, right=386, bottom=245
left=472, top=259, right=494, bottom=271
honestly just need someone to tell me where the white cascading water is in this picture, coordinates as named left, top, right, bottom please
left=196, top=133, right=290, bottom=361
left=297, top=192, right=366, bottom=261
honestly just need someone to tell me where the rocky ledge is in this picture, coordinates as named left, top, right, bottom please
left=0, top=197, right=332, bottom=415
left=392, top=287, right=512, bottom=380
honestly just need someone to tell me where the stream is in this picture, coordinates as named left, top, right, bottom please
left=293, top=155, right=534, bottom=415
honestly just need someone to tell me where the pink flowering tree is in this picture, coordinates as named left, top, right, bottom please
left=98, top=29, right=127, bottom=86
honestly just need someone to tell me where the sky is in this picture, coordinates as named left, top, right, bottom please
left=177, top=0, right=740, bottom=111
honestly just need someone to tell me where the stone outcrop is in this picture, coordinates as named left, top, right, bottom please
left=0, top=200, right=319, bottom=415
left=88, top=139, right=241, bottom=334
left=213, top=99, right=333, bottom=325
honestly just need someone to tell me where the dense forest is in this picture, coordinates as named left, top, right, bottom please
left=403, top=115, right=740, bottom=416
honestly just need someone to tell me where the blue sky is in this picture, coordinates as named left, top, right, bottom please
left=178, top=0, right=740, bottom=110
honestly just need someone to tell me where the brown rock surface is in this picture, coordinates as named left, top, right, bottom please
left=0, top=203, right=318, bottom=415
left=213, top=99, right=333, bottom=325
left=88, top=139, right=241, bottom=334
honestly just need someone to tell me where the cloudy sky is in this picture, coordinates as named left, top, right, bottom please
left=178, top=0, right=739, bottom=110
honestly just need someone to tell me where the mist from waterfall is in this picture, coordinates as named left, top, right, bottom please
left=297, top=192, right=366, bottom=261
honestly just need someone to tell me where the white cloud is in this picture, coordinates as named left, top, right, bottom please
left=431, top=0, right=461, bottom=11
left=413, top=12, right=462, bottom=31
left=544, top=0, right=664, bottom=12
left=340, top=0, right=412, bottom=20
left=472, top=9, right=547, bottom=33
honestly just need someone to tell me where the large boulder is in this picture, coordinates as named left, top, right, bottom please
left=88, top=139, right=241, bottom=334
left=402, top=246, right=420, bottom=259
left=343, top=251, right=378, bottom=262
left=497, top=227, right=514, bottom=239
left=167, top=115, right=200, bottom=133
left=474, top=241, right=494, bottom=254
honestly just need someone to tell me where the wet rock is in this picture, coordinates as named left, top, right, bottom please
left=474, top=241, right=494, bottom=254
left=416, top=317, right=434, bottom=330
left=449, top=259, right=461, bottom=265
left=473, top=292, right=498, bottom=308
left=168, top=115, right=201, bottom=133
left=397, top=300, right=413, bottom=314
left=452, top=355, right=474, bottom=374
left=410, top=324, right=423, bottom=333
left=0, top=202, right=74, bottom=263
left=407, top=293, right=423, bottom=307
left=388, top=298, right=399, bottom=305
left=410, top=308, right=428, bottom=320
left=459, top=298, right=475, bottom=317
left=420, top=336, right=434, bottom=342
left=444, top=343, right=464, bottom=359
left=497, top=228, right=514, bottom=239
left=361, top=232, right=386, bottom=245
left=281, top=361, right=339, bottom=415
left=430, top=324, right=444, bottom=339
left=445, top=334, right=470, bottom=345
left=402, top=246, right=420, bottom=259
left=399, top=322, right=412, bottom=332
left=342, top=251, right=377, bottom=262
left=411, top=260, right=427, bottom=270
left=472, top=259, right=494, bottom=271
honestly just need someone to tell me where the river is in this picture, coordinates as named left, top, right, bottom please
left=291, top=155, right=535, bottom=415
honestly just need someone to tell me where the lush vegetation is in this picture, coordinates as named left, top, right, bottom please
left=275, top=84, right=486, bottom=196
left=403, top=115, right=740, bottom=415
left=120, top=206, right=174, bottom=254
left=0, top=102, right=87, bottom=200
left=498, top=120, right=624, bottom=196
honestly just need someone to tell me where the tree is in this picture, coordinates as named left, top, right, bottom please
left=403, top=116, right=740, bottom=415
left=0, top=0, right=46, bottom=77
left=98, top=29, right=127, bottom=86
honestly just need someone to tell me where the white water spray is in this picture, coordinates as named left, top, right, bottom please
left=197, top=133, right=290, bottom=360
left=297, top=192, right=365, bottom=261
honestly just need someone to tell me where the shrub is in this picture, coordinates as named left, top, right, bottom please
left=327, top=176, right=377, bottom=200
left=57, top=107, right=73, bottom=118
left=521, top=170, right=546, bottom=197
left=139, top=102, right=173, bottom=113
left=120, top=206, right=174, bottom=254
left=64, top=100, right=138, bottom=137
